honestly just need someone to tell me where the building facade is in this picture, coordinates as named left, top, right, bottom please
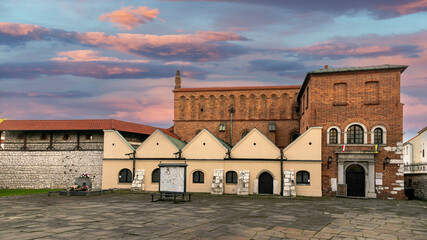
left=0, top=119, right=173, bottom=189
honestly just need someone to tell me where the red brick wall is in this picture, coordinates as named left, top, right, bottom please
left=299, top=69, right=405, bottom=199
left=173, top=87, right=300, bottom=147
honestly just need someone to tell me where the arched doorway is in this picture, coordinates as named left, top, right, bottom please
left=258, top=172, right=273, bottom=194
left=346, top=164, right=365, bottom=197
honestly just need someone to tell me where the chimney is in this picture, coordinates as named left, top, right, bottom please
left=175, top=70, right=181, bottom=89
left=324, top=65, right=328, bottom=69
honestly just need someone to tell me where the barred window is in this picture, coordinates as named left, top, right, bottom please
left=152, top=168, right=160, bottom=183
left=118, top=169, right=132, bottom=183
left=329, top=129, right=338, bottom=144
left=296, top=171, right=310, bottom=185
left=347, top=125, right=363, bottom=144
left=226, top=171, right=238, bottom=184
left=374, top=128, right=383, bottom=144
left=193, top=171, right=204, bottom=183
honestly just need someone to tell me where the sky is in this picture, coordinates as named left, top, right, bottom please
left=0, top=0, right=426, bottom=141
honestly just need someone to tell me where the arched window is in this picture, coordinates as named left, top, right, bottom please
left=296, top=171, right=310, bottom=185
left=290, top=132, right=300, bottom=142
left=118, top=169, right=132, bottom=183
left=374, top=128, right=383, bottom=144
left=347, top=125, right=363, bottom=144
left=226, top=171, right=238, bottom=184
left=329, top=129, right=338, bottom=144
left=152, top=168, right=160, bottom=183
left=193, top=171, right=204, bottom=183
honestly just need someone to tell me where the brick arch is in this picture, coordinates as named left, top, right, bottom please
left=269, top=94, right=278, bottom=119
left=238, top=94, right=247, bottom=119
left=179, top=95, right=186, bottom=120
left=209, top=95, right=216, bottom=119
left=249, top=94, right=257, bottom=119
left=280, top=93, right=289, bottom=119
left=198, top=95, right=206, bottom=120
left=259, top=94, right=267, bottom=119
left=219, top=95, right=227, bottom=120
left=190, top=95, right=197, bottom=119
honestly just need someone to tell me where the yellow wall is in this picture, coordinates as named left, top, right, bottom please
left=136, top=130, right=179, bottom=158
left=411, top=135, right=421, bottom=164
left=182, top=130, right=228, bottom=159
left=102, top=159, right=320, bottom=196
left=283, top=127, right=322, bottom=160
left=231, top=128, right=280, bottom=159
left=284, top=161, right=322, bottom=197
left=103, top=130, right=134, bottom=159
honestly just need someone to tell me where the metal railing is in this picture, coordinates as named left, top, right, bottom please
left=404, top=163, right=427, bottom=174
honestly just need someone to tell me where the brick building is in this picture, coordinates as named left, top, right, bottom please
left=172, top=65, right=408, bottom=199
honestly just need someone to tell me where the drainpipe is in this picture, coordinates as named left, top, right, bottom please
left=127, top=150, right=136, bottom=179
left=229, top=108, right=235, bottom=146
left=280, top=152, right=286, bottom=196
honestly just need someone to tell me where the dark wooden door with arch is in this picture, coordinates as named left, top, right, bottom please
left=258, top=172, right=273, bottom=194
left=346, top=164, right=365, bottom=197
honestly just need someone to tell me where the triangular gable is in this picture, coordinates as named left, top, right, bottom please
left=136, top=129, right=186, bottom=158
left=103, top=130, right=135, bottom=159
left=231, top=128, right=280, bottom=159
left=283, top=127, right=322, bottom=160
left=181, top=128, right=230, bottom=159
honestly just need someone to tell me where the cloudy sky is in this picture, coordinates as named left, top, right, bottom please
left=1, top=0, right=426, bottom=140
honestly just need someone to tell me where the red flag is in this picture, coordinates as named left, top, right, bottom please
left=342, top=144, right=345, bottom=152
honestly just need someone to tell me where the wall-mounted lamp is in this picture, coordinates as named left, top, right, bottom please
left=327, top=156, right=333, bottom=169
left=383, top=157, right=390, bottom=170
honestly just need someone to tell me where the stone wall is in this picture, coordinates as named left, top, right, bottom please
left=405, top=173, right=427, bottom=200
left=3, top=130, right=104, bottom=151
left=0, top=150, right=103, bottom=189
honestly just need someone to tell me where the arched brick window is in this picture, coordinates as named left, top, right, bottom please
left=226, top=171, right=238, bottom=184
left=152, top=168, right=160, bottom=183
left=296, top=171, right=310, bottom=185
left=347, top=125, right=363, bottom=144
left=329, top=129, right=338, bottom=144
left=374, top=128, right=383, bottom=144
left=290, top=132, right=300, bottom=143
left=193, top=171, right=204, bottom=183
left=118, top=169, right=132, bottom=183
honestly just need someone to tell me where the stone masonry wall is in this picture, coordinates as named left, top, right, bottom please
left=405, top=173, right=427, bottom=200
left=0, top=150, right=103, bottom=189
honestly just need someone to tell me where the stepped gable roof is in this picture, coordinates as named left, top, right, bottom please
left=0, top=119, right=178, bottom=138
left=297, top=64, right=408, bottom=101
left=173, top=85, right=300, bottom=92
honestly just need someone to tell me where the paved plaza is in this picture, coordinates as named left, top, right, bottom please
left=0, top=192, right=426, bottom=239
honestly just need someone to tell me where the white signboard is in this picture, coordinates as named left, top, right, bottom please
left=160, top=166, right=185, bottom=193
left=376, top=178, right=383, bottom=186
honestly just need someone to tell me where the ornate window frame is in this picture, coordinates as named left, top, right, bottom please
left=370, top=125, right=387, bottom=145
left=327, top=126, right=341, bottom=144
left=344, top=122, right=368, bottom=144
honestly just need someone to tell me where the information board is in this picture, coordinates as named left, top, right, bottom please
left=159, top=163, right=187, bottom=193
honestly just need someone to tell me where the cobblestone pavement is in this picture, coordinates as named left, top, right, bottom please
left=0, top=192, right=426, bottom=239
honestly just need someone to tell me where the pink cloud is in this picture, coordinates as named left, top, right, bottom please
left=51, top=50, right=149, bottom=63
left=0, top=22, right=249, bottom=61
left=99, top=6, right=160, bottom=30
left=380, top=0, right=427, bottom=16
left=164, top=61, right=192, bottom=66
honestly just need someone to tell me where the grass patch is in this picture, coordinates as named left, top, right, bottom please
left=0, top=189, right=63, bottom=197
